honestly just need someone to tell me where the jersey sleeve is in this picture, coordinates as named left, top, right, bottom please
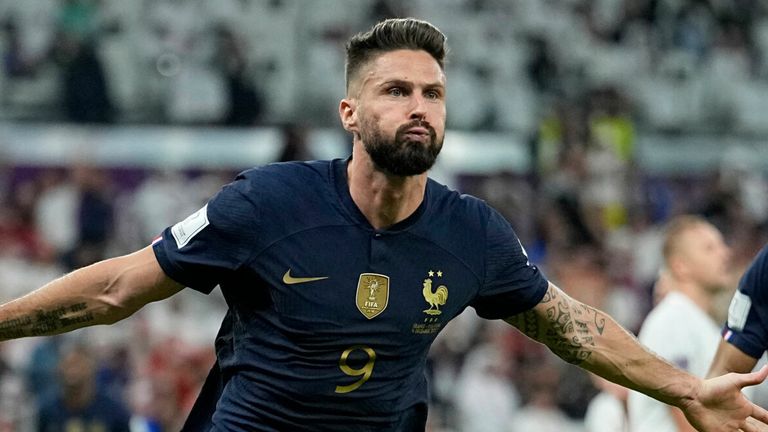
left=152, top=174, right=261, bottom=294
left=723, top=245, right=768, bottom=359
left=471, top=208, right=549, bottom=319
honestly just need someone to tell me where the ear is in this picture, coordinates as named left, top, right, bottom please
left=667, top=255, right=688, bottom=281
left=339, top=98, right=358, bottom=134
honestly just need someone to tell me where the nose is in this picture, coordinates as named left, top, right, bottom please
left=409, top=94, right=427, bottom=121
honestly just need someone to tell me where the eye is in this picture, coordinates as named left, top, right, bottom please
left=388, top=87, right=404, bottom=97
left=425, top=89, right=440, bottom=100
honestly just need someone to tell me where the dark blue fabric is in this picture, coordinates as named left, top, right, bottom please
left=723, top=244, right=768, bottom=358
left=153, top=159, right=548, bottom=430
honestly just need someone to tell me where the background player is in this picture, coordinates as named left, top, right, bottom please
left=629, top=215, right=732, bottom=431
left=710, top=241, right=768, bottom=380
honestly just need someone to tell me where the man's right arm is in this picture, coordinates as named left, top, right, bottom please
left=0, top=246, right=183, bottom=341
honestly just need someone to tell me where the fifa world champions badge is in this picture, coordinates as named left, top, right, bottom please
left=355, top=273, right=390, bottom=319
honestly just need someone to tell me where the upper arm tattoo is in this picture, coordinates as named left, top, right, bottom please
left=505, top=284, right=606, bottom=365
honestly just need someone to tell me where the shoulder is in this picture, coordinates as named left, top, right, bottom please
left=213, top=160, right=333, bottom=214
left=234, top=160, right=331, bottom=195
left=238, top=160, right=330, bottom=182
left=639, top=295, right=684, bottom=338
left=420, top=179, right=519, bottom=264
left=639, top=293, right=708, bottom=345
left=426, top=179, right=496, bottom=228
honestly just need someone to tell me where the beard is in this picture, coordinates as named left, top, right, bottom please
left=360, top=115, right=444, bottom=177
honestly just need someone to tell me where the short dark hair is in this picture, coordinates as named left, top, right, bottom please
left=345, top=18, right=447, bottom=93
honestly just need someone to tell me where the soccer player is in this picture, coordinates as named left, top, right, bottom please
left=709, top=241, right=768, bottom=380
left=628, top=216, right=732, bottom=432
left=0, top=18, right=767, bottom=432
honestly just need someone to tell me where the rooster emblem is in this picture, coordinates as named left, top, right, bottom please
left=422, top=277, right=448, bottom=315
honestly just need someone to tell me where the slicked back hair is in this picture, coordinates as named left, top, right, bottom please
left=345, top=18, right=447, bottom=94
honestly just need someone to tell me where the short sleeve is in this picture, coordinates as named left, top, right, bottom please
left=471, top=208, right=548, bottom=319
left=153, top=175, right=261, bottom=294
left=723, top=246, right=768, bottom=359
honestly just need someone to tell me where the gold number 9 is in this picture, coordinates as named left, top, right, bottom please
left=334, top=345, right=376, bottom=394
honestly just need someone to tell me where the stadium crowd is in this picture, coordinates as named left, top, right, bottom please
left=1, top=0, right=768, bottom=431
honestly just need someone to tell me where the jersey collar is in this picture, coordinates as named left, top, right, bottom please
left=331, top=157, right=429, bottom=233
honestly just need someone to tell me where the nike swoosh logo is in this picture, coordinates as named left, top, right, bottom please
left=283, top=269, right=329, bottom=285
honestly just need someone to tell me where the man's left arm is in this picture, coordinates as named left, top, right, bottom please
left=708, top=339, right=760, bottom=377
left=505, top=282, right=768, bottom=432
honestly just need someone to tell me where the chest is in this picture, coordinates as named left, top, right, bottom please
left=246, top=226, right=481, bottom=341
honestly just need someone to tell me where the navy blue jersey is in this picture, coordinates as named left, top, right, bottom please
left=723, top=244, right=768, bottom=359
left=154, top=159, right=548, bottom=431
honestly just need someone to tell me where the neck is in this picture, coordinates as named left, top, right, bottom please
left=672, top=279, right=715, bottom=317
left=347, top=143, right=427, bottom=229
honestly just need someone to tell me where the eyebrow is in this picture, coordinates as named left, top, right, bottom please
left=379, top=79, right=445, bottom=91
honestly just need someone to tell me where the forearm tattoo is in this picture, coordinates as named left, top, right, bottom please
left=506, top=286, right=606, bottom=365
left=0, top=302, right=95, bottom=339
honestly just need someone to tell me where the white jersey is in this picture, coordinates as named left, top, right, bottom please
left=584, top=392, right=628, bottom=432
left=628, top=291, right=721, bottom=432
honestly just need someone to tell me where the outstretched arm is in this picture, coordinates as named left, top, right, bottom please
left=505, top=282, right=768, bottom=432
left=0, top=246, right=183, bottom=341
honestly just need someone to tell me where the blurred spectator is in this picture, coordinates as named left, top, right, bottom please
left=214, top=24, right=263, bottom=126
left=526, top=36, right=560, bottom=96
left=0, top=0, right=58, bottom=79
left=673, top=2, right=716, bottom=62
left=584, top=374, right=629, bottom=432
left=0, top=184, right=54, bottom=262
left=131, top=338, right=213, bottom=432
left=65, top=166, right=115, bottom=269
left=25, top=337, right=62, bottom=404
left=54, top=34, right=114, bottom=123
left=0, top=346, right=32, bottom=431
left=34, top=168, right=79, bottom=261
left=453, top=323, right=520, bottom=432
left=581, top=86, right=636, bottom=239
left=32, top=166, right=115, bottom=270
left=277, top=123, right=311, bottom=162
left=145, top=0, right=228, bottom=124
left=123, top=170, right=195, bottom=248
left=51, top=0, right=114, bottom=123
left=2, top=21, right=41, bottom=78
left=36, top=341, right=131, bottom=432
left=509, top=359, right=584, bottom=432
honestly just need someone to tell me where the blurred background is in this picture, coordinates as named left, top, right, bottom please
left=0, top=0, right=767, bottom=430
